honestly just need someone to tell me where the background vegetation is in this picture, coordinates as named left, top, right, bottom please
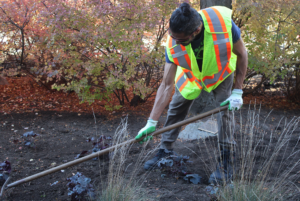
left=0, top=0, right=299, bottom=110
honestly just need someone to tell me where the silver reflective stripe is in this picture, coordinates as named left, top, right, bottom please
left=203, top=7, right=231, bottom=78
left=216, top=33, right=225, bottom=40
left=221, top=60, right=228, bottom=68
left=204, top=69, right=222, bottom=86
left=172, top=45, right=191, bottom=70
left=222, top=69, right=229, bottom=78
left=218, top=43, right=229, bottom=69
left=176, top=75, right=186, bottom=89
left=213, top=38, right=230, bottom=45
left=185, top=72, right=193, bottom=79
left=177, top=56, right=191, bottom=70
left=203, top=67, right=231, bottom=86
left=172, top=50, right=187, bottom=59
left=218, top=43, right=228, bottom=52
left=173, top=45, right=182, bottom=53
left=195, top=79, right=202, bottom=87
left=172, top=38, right=176, bottom=47
left=205, top=8, right=230, bottom=73
left=205, top=8, right=223, bottom=32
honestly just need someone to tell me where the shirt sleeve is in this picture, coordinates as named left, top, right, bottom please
left=165, top=48, right=173, bottom=63
left=231, top=19, right=241, bottom=43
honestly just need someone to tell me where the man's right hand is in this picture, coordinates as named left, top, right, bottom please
left=135, top=119, right=158, bottom=144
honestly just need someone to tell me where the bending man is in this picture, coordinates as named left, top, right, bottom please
left=136, top=3, right=247, bottom=185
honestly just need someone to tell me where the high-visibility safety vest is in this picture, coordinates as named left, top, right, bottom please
left=166, top=6, right=237, bottom=100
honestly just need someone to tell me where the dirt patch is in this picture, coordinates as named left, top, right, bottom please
left=0, top=106, right=300, bottom=201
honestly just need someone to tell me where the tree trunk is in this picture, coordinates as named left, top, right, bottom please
left=200, top=0, right=232, bottom=9
left=190, top=0, right=232, bottom=115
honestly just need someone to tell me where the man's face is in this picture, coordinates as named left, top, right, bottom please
left=169, top=25, right=202, bottom=46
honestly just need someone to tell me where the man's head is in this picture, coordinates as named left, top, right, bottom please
left=169, top=3, right=202, bottom=46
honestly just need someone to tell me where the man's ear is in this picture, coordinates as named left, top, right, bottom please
left=194, top=23, right=203, bottom=35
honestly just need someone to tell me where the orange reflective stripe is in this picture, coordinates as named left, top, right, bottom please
left=176, top=71, right=184, bottom=84
left=211, top=7, right=227, bottom=32
left=214, top=43, right=222, bottom=71
left=170, top=47, right=180, bottom=65
left=176, top=68, right=202, bottom=91
left=170, top=47, right=175, bottom=55
left=179, top=45, right=192, bottom=69
left=195, top=81, right=202, bottom=89
left=173, top=8, right=234, bottom=93
left=183, top=54, right=192, bottom=68
left=206, top=81, right=216, bottom=89
left=206, top=66, right=231, bottom=88
left=202, top=10, right=215, bottom=33
left=168, top=40, right=192, bottom=70
left=226, top=41, right=231, bottom=60
left=226, top=66, right=232, bottom=74
left=203, top=9, right=223, bottom=72
left=179, top=79, right=188, bottom=92
left=182, top=69, right=195, bottom=81
left=202, top=74, right=214, bottom=82
left=212, top=34, right=217, bottom=41
left=168, top=37, right=173, bottom=48
left=211, top=8, right=231, bottom=61
left=224, top=32, right=229, bottom=39
left=173, top=57, right=179, bottom=65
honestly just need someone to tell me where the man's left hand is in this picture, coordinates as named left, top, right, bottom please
left=220, top=89, right=243, bottom=111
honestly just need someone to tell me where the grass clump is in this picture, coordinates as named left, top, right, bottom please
left=95, top=117, right=149, bottom=201
left=216, top=106, right=300, bottom=201
left=219, top=182, right=285, bottom=201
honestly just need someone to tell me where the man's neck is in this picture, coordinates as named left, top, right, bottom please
left=193, top=23, right=204, bottom=41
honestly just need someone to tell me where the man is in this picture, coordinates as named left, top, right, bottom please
left=135, top=3, right=247, bottom=185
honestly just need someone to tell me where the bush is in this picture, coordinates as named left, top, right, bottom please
left=233, top=0, right=300, bottom=97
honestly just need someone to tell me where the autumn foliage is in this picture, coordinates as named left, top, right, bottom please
left=0, top=0, right=300, bottom=111
left=0, top=0, right=180, bottom=109
left=233, top=0, right=300, bottom=99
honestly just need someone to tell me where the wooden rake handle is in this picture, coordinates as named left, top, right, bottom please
left=5, top=106, right=227, bottom=189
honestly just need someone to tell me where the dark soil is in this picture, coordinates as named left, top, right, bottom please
left=0, top=105, right=300, bottom=201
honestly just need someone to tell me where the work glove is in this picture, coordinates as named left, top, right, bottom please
left=135, top=119, right=158, bottom=144
left=220, top=89, right=243, bottom=111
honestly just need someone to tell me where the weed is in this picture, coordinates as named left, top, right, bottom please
left=94, top=116, right=151, bottom=201
left=200, top=106, right=300, bottom=200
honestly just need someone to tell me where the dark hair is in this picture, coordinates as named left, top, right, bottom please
left=169, top=3, right=201, bottom=35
